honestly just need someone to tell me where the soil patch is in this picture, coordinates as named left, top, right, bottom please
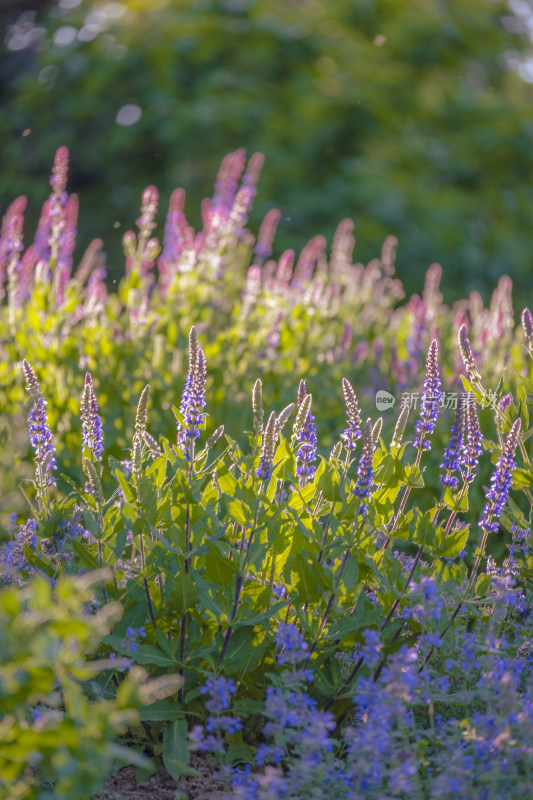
left=94, top=755, right=229, bottom=800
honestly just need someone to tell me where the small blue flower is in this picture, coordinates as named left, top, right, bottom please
left=275, top=623, right=309, bottom=666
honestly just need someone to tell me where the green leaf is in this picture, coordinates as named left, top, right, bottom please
left=512, top=467, right=533, bottom=489
left=139, top=701, right=187, bottom=722
left=475, top=574, right=492, bottom=597
left=228, top=498, right=251, bottom=526
left=411, top=510, right=436, bottom=548
left=71, top=540, right=101, bottom=570
left=317, top=461, right=343, bottom=502
left=227, top=743, right=256, bottom=766
left=168, top=573, right=199, bottom=615
left=443, top=488, right=468, bottom=512
left=404, top=464, right=424, bottom=489
left=162, top=719, right=189, bottom=780
left=204, top=541, right=240, bottom=584
left=291, top=553, right=331, bottom=603
left=434, top=524, right=469, bottom=558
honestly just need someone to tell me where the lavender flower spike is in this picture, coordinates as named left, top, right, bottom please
left=479, top=418, right=521, bottom=538
left=414, top=339, right=442, bottom=452
left=295, top=380, right=317, bottom=486
left=81, top=372, right=104, bottom=463
left=439, top=393, right=466, bottom=490
left=462, top=395, right=483, bottom=484
left=341, top=377, right=362, bottom=450
left=353, top=418, right=375, bottom=516
left=177, top=327, right=207, bottom=461
left=458, top=324, right=481, bottom=383
left=257, top=410, right=276, bottom=481
left=22, top=360, right=57, bottom=488
left=521, top=308, right=533, bottom=356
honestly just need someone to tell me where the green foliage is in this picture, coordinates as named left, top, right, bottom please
left=3, top=0, right=533, bottom=296
left=0, top=570, right=182, bottom=800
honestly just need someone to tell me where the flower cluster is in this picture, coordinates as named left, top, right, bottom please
left=120, top=626, right=146, bottom=653
left=190, top=677, right=241, bottom=754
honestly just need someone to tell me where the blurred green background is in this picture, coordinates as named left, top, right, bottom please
left=2, top=0, right=533, bottom=299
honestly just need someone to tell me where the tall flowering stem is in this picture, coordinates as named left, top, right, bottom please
left=81, top=373, right=104, bottom=467
left=48, top=146, right=69, bottom=273
left=315, top=378, right=361, bottom=566
left=219, top=408, right=279, bottom=667
left=177, top=326, right=207, bottom=464
left=458, top=323, right=533, bottom=507
left=419, top=418, right=521, bottom=672
left=381, top=340, right=441, bottom=557
left=307, top=419, right=376, bottom=667
left=22, top=360, right=56, bottom=509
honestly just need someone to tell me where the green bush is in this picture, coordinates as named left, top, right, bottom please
left=0, top=569, right=182, bottom=800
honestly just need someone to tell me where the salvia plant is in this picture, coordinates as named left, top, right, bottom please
left=0, top=149, right=532, bottom=798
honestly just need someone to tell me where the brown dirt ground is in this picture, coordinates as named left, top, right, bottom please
left=94, top=755, right=230, bottom=800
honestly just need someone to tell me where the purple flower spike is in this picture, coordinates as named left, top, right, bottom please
left=414, top=339, right=442, bottom=452
left=522, top=308, right=533, bottom=355
left=479, top=419, right=521, bottom=538
left=254, top=208, right=281, bottom=264
left=22, top=360, right=57, bottom=489
left=257, top=411, right=277, bottom=482
left=341, top=378, right=362, bottom=450
left=353, top=418, right=375, bottom=516
left=439, top=394, right=466, bottom=490
left=458, top=324, right=481, bottom=383
left=295, top=380, right=317, bottom=486
left=81, top=373, right=104, bottom=463
left=462, top=394, right=483, bottom=483
left=177, top=327, right=207, bottom=461
left=55, top=193, right=78, bottom=305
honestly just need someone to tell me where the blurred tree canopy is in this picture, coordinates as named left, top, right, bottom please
left=1, top=0, right=533, bottom=298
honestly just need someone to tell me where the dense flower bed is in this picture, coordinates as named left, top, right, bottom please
left=0, top=150, right=532, bottom=799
